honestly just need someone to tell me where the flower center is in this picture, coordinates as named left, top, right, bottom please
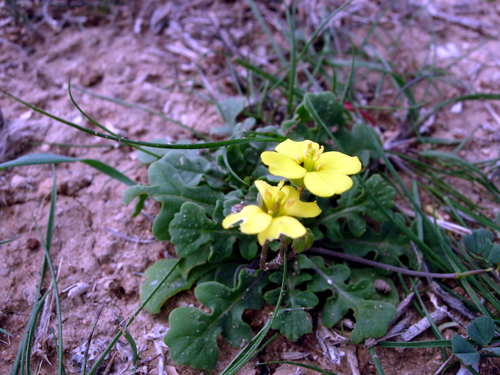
left=260, top=181, right=292, bottom=217
left=299, top=141, right=324, bottom=172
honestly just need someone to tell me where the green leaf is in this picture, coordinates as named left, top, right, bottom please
left=302, top=256, right=397, bottom=343
left=338, top=219, right=416, bottom=269
left=281, top=92, right=345, bottom=142
left=135, top=138, right=171, bottom=164
left=170, top=202, right=246, bottom=263
left=452, top=334, right=480, bottom=365
left=140, top=259, right=217, bottom=314
left=335, top=123, right=382, bottom=165
left=467, top=316, right=495, bottom=346
left=217, top=145, right=256, bottom=189
left=238, top=235, right=259, bottom=260
left=264, top=270, right=318, bottom=341
left=212, top=262, right=246, bottom=288
left=303, top=91, right=346, bottom=128
left=162, top=150, right=226, bottom=189
left=317, top=174, right=396, bottom=242
left=211, top=97, right=247, bottom=136
left=0, top=327, right=12, bottom=336
left=349, top=269, right=399, bottom=307
left=177, top=244, right=211, bottom=279
left=164, top=270, right=269, bottom=370
left=463, top=229, right=500, bottom=265
left=0, top=153, right=135, bottom=186
left=123, top=160, right=223, bottom=241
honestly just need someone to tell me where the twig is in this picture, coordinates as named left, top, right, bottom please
left=390, top=289, right=417, bottom=326
left=429, top=282, right=478, bottom=321
left=346, top=345, right=360, bottom=375
left=399, top=308, right=448, bottom=342
left=422, top=261, right=478, bottom=321
left=101, top=351, right=118, bottom=375
left=310, top=247, right=491, bottom=279
left=395, top=204, right=472, bottom=235
left=428, top=292, right=468, bottom=331
left=433, top=356, right=455, bottom=375
left=260, top=239, right=289, bottom=271
left=103, top=228, right=156, bottom=244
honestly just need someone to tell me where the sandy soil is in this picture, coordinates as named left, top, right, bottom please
left=1, top=1, right=500, bottom=374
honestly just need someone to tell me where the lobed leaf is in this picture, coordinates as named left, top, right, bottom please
left=161, top=150, right=226, bottom=189
left=338, top=219, right=416, bottom=269
left=123, top=159, right=223, bottom=241
left=140, top=258, right=218, bottom=314
left=164, top=270, right=269, bottom=370
left=211, top=97, right=247, bottom=136
left=282, top=92, right=345, bottom=142
left=335, top=123, right=382, bottom=166
left=264, top=270, right=318, bottom=341
left=302, top=256, right=397, bottom=343
left=350, top=269, right=399, bottom=307
left=170, top=202, right=257, bottom=265
left=316, top=174, right=395, bottom=242
left=177, top=244, right=211, bottom=279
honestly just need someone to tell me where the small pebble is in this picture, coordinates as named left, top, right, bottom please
left=26, top=238, right=40, bottom=250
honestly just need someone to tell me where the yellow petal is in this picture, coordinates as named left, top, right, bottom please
left=281, top=185, right=300, bottom=200
left=316, top=152, right=362, bottom=175
left=303, top=171, right=354, bottom=197
left=222, top=205, right=272, bottom=234
left=275, top=139, right=319, bottom=160
left=254, top=180, right=273, bottom=197
left=257, top=216, right=306, bottom=245
left=283, top=199, right=322, bottom=218
left=261, top=151, right=307, bottom=179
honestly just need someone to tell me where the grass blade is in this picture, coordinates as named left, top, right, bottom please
left=247, top=0, right=287, bottom=65
left=1, top=90, right=283, bottom=151
left=73, top=86, right=210, bottom=142
left=220, top=258, right=288, bottom=375
left=0, top=153, right=136, bottom=187
left=0, top=234, right=23, bottom=245
left=283, top=0, right=297, bottom=116
left=32, top=164, right=65, bottom=375
left=368, top=347, right=385, bottom=375
left=0, top=327, right=12, bottom=336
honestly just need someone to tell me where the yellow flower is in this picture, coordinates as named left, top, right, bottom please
left=222, top=180, right=321, bottom=245
left=261, top=139, right=362, bottom=197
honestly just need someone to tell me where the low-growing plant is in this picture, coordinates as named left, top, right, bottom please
left=3, top=85, right=500, bottom=374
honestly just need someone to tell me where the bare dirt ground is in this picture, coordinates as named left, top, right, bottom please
left=1, top=1, right=500, bottom=374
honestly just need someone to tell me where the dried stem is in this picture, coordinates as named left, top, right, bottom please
left=310, top=247, right=492, bottom=279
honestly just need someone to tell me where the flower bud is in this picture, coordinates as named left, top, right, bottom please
left=291, top=228, right=314, bottom=253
